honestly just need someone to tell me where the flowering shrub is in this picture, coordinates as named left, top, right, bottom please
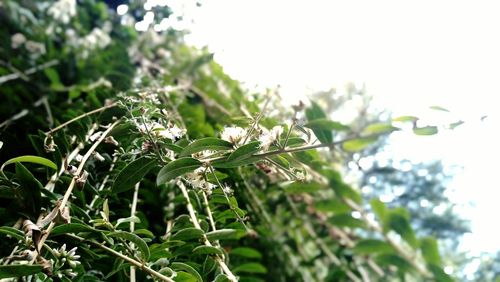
left=0, top=1, right=453, bottom=281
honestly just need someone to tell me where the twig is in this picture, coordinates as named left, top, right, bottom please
left=129, top=182, right=140, bottom=282
left=208, top=166, right=249, bottom=231
left=177, top=181, right=238, bottom=281
left=33, top=120, right=120, bottom=262
left=0, top=59, right=59, bottom=85
left=45, top=103, right=117, bottom=135
left=242, top=91, right=272, bottom=145
left=65, top=233, right=174, bottom=282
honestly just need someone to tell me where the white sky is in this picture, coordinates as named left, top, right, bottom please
left=179, top=0, right=500, bottom=255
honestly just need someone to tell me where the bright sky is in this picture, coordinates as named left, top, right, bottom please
left=182, top=0, right=500, bottom=257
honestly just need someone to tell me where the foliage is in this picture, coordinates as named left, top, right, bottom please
left=0, top=1, right=454, bottom=281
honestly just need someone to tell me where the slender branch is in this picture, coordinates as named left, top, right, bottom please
left=177, top=182, right=238, bottom=281
left=65, top=233, right=174, bottom=282
left=129, top=182, right=140, bottom=282
left=208, top=166, right=249, bottom=230
left=201, top=191, right=217, bottom=232
left=45, top=103, right=117, bottom=135
left=242, top=91, right=272, bottom=145
left=0, top=59, right=58, bottom=85
left=33, top=120, right=120, bottom=262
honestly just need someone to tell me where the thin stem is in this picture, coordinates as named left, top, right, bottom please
left=177, top=182, right=238, bottom=281
left=45, top=103, right=117, bottom=135
left=0, top=59, right=58, bottom=85
left=281, top=120, right=296, bottom=149
left=201, top=191, right=217, bottom=232
left=33, top=120, right=120, bottom=262
left=130, top=182, right=140, bottom=282
left=65, top=233, right=174, bottom=282
left=208, top=166, right=249, bottom=230
left=242, top=92, right=272, bottom=145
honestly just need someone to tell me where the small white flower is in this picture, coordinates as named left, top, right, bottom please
left=25, top=41, right=46, bottom=57
left=258, top=125, right=283, bottom=151
left=48, top=0, right=77, bottom=24
left=89, top=131, right=103, bottom=142
left=11, top=33, right=26, bottom=49
left=222, top=184, right=232, bottom=195
left=221, top=126, right=247, bottom=144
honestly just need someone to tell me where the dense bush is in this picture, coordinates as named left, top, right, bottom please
left=0, top=1, right=453, bottom=281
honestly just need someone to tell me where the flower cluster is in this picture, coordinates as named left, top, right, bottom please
left=221, top=126, right=247, bottom=144
left=258, top=125, right=283, bottom=150
left=137, top=121, right=186, bottom=141
left=185, top=167, right=216, bottom=193
left=47, top=0, right=77, bottom=24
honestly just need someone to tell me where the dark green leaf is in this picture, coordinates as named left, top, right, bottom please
left=230, top=247, right=262, bottom=259
left=192, top=245, right=223, bottom=256
left=164, top=143, right=184, bottom=154
left=328, top=214, right=365, bottom=228
left=1, top=155, right=57, bottom=172
left=283, top=182, right=323, bottom=194
left=112, top=157, right=157, bottom=194
left=314, top=199, right=351, bottom=214
left=305, top=101, right=327, bottom=120
left=108, top=231, right=150, bottom=260
left=173, top=271, right=198, bottom=282
left=386, top=210, right=418, bottom=248
left=15, top=163, right=42, bottom=219
left=156, top=158, right=202, bottom=185
left=352, top=239, right=395, bottom=255
left=213, top=274, right=231, bottom=282
left=51, top=223, right=97, bottom=235
left=0, top=226, right=25, bottom=240
left=374, top=254, right=414, bottom=273
left=305, top=119, right=349, bottom=132
left=413, top=126, right=438, bottom=135
left=226, top=141, right=261, bottom=163
left=342, top=137, right=378, bottom=152
left=233, top=263, right=267, bottom=274
left=0, top=265, right=43, bottom=279
left=212, top=156, right=261, bottom=168
left=206, top=229, right=245, bottom=241
left=171, top=228, right=205, bottom=241
left=170, top=262, right=202, bottom=282
left=180, top=137, right=233, bottom=157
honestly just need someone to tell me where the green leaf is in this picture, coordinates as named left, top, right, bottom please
left=342, top=137, right=378, bottom=152
left=213, top=274, right=231, bottom=282
left=352, top=239, right=395, bottom=255
left=386, top=210, right=418, bottom=248
left=370, top=199, right=388, bottom=223
left=233, top=263, right=267, bottom=274
left=314, top=199, right=351, bottom=214
left=226, top=141, right=261, bottom=163
left=374, top=254, right=414, bottom=272
left=174, top=271, right=198, bottom=282
left=171, top=228, right=205, bottom=241
left=164, top=143, right=184, bottom=154
left=449, top=120, right=464, bottom=130
left=206, top=229, right=245, bottom=241
left=180, top=137, right=233, bottom=157
left=1, top=155, right=57, bottom=172
left=0, top=226, right=25, bottom=240
left=192, top=245, right=223, bottom=256
left=170, top=262, right=203, bottom=282
left=283, top=182, right=323, bottom=194
left=328, top=214, right=365, bottom=228
left=230, top=247, right=262, bottom=259
left=156, top=158, right=202, bottom=185
left=413, top=126, right=438, bottom=135
left=112, top=157, right=157, bottom=194
left=212, top=156, right=261, bottom=168
left=362, top=123, right=399, bottom=135
left=305, top=119, right=350, bottom=132
left=0, top=265, right=43, bottom=279
left=430, top=105, right=450, bottom=112
left=15, top=163, right=42, bottom=219
left=108, top=231, right=150, bottom=260
left=51, top=223, right=97, bottom=235
left=420, top=237, right=442, bottom=266
left=392, top=116, right=419, bottom=122
left=428, top=264, right=454, bottom=282
left=305, top=101, right=327, bottom=120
